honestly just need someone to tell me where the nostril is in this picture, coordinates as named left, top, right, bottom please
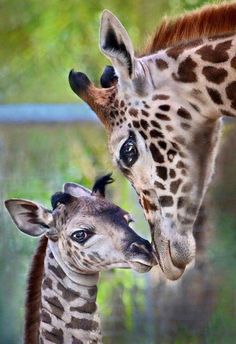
left=129, top=241, right=152, bottom=256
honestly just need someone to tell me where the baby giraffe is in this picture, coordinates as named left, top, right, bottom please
left=5, top=175, right=154, bottom=344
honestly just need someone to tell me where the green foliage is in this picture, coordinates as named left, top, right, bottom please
left=0, top=0, right=222, bottom=103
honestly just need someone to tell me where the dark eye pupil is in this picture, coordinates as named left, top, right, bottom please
left=120, top=138, right=138, bottom=167
left=72, top=230, right=87, bottom=243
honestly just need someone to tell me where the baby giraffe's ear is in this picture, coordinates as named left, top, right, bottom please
left=63, top=182, right=91, bottom=198
left=5, top=199, right=53, bottom=237
left=100, top=10, right=135, bottom=80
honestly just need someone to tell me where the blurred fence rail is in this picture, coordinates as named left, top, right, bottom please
left=0, top=104, right=97, bottom=123
left=0, top=104, right=234, bottom=124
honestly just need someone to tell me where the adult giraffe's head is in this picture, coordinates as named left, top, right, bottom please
left=69, top=4, right=236, bottom=279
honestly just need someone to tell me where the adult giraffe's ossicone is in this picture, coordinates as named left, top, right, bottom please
left=69, top=3, right=236, bottom=280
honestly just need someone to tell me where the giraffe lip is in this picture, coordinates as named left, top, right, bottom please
left=128, top=260, right=153, bottom=273
left=152, top=238, right=185, bottom=280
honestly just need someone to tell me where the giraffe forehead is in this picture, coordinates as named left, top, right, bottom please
left=54, top=200, right=129, bottom=234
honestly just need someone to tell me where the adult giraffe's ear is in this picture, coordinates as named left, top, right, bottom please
left=100, top=10, right=135, bottom=80
left=5, top=199, right=53, bottom=237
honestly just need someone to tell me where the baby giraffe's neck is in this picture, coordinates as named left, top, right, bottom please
left=39, top=244, right=102, bottom=344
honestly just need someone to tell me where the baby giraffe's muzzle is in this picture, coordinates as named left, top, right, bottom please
left=126, top=237, right=156, bottom=273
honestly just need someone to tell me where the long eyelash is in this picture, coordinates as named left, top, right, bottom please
left=92, top=173, right=114, bottom=197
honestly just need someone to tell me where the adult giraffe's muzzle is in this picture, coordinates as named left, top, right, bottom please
left=151, top=225, right=196, bottom=280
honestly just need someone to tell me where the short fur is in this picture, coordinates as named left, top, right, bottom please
left=142, top=2, right=236, bottom=55
left=51, top=192, right=73, bottom=210
left=24, top=236, right=48, bottom=344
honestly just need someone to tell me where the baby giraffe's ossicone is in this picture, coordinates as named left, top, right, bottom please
left=5, top=175, right=154, bottom=344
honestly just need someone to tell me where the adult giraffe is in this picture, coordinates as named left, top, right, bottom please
left=69, top=3, right=236, bottom=280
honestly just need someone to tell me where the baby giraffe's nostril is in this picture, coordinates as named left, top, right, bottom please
left=129, top=241, right=152, bottom=256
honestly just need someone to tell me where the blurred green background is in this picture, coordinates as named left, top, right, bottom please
left=0, top=0, right=236, bottom=343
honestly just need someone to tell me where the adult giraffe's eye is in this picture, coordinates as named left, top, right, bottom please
left=71, top=229, right=93, bottom=244
left=120, top=138, right=138, bottom=167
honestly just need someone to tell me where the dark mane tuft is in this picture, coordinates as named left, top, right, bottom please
left=24, top=236, right=48, bottom=343
left=51, top=192, right=73, bottom=210
left=92, top=173, right=114, bottom=197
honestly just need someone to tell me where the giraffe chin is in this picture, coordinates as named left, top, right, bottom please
left=153, top=235, right=186, bottom=281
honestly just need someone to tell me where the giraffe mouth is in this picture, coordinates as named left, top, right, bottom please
left=153, top=238, right=185, bottom=280
left=129, top=261, right=153, bottom=273
left=152, top=231, right=196, bottom=280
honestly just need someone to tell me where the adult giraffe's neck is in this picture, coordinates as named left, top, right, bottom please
left=146, top=34, right=236, bottom=120
left=39, top=242, right=101, bottom=344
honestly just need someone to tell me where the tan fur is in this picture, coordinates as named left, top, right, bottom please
left=142, top=2, right=236, bottom=55
left=24, top=236, right=48, bottom=344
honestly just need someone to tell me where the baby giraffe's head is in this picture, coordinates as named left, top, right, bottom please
left=5, top=175, right=154, bottom=275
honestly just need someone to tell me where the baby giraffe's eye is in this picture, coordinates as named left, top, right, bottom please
left=71, top=229, right=93, bottom=244
left=120, top=132, right=139, bottom=168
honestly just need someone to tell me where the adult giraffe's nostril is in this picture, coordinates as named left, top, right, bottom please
left=68, top=70, right=92, bottom=95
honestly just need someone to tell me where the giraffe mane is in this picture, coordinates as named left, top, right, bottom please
left=24, top=236, right=48, bottom=344
left=141, top=2, right=236, bottom=55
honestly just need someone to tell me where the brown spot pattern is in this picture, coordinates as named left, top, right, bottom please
left=177, top=107, right=192, bottom=120
left=150, top=143, right=164, bottom=163
left=70, top=301, right=97, bottom=314
left=173, top=56, right=197, bottom=83
left=45, top=296, right=64, bottom=318
left=66, top=316, right=99, bottom=331
left=150, top=120, right=161, bottom=129
left=155, top=113, right=170, bottom=121
left=166, top=39, right=203, bottom=60
left=140, top=119, right=149, bottom=130
left=154, top=181, right=165, bottom=190
left=196, top=40, right=232, bottom=63
left=202, top=66, right=228, bottom=84
left=129, top=108, right=138, bottom=117
left=41, top=310, right=52, bottom=324
left=156, top=166, right=168, bottom=180
left=231, top=55, right=236, bottom=69
left=150, top=129, right=164, bottom=139
left=170, top=179, right=182, bottom=194
left=206, top=87, right=223, bottom=105
left=159, top=104, right=170, bottom=112
left=141, top=109, right=149, bottom=117
left=43, top=328, right=64, bottom=344
left=156, top=58, right=168, bottom=70
left=226, top=81, right=236, bottom=109
left=221, top=109, right=235, bottom=117
left=152, top=94, right=170, bottom=101
left=177, top=197, right=187, bottom=208
left=159, top=196, right=174, bottom=207
left=48, top=263, right=66, bottom=280
left=57, top=282, right=80, bottom=302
